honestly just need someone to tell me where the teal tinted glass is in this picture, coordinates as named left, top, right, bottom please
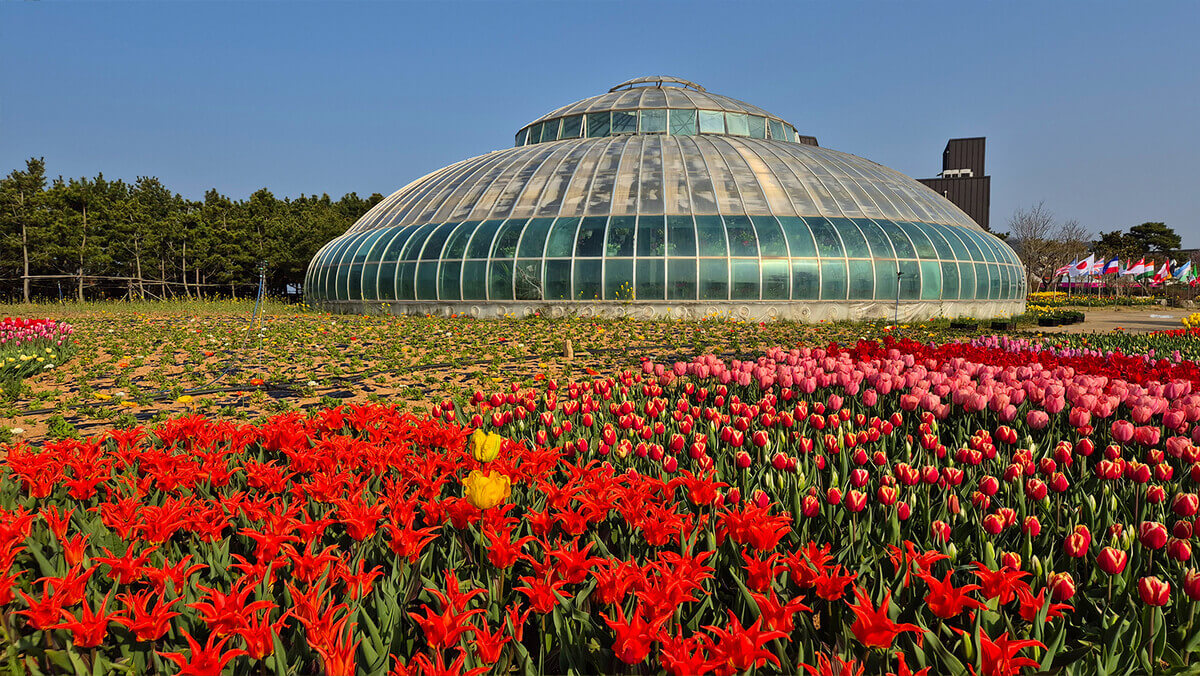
left=416, top=261, right=438, bottom=300
left=920, top=261, right=942, bottom=300
left=805, top=218, right=844, bottom=257
left=668, top=259, right=697, bottom=300
left=668, top=109, right=697, bottom=135
left=874, top=261, right=898, bottom=300
left=586, top=113, right=610, bottom=138
left=898, top=260, right=920, bottom=300
left=830, top=219, right=869, bottom=258
left=768, top=119, right=787, bottom=141
left=637, top=216, right=666, bottom=256
left=956, top=229, right=985, bottom=260
left=515, top=260, right=542, bottom=300
left=636, top=258, right=665, bottom=300
left=397, top=262, right=417, bottom=300
left=974, top=262, right=988, bottom=298
left=611, top=111, right=637, bottom=133
left=515, top=128, right=528, bottom=147
left=575, top=259, right=602, bottom=299
left=747, top=116, right=767, bottom=139
left=466, top=220, right=503, bottom=258
left=401, top=223, right=438, bottom=261
left=723, top=216, right=758, bottom=257
left=961, top=229, right=995, bottom=262
left=761, top=259, right=789, bottom=300
left=876, top=220, right=916, bottom=258
left=698, top=111, right=725, bottom=134
left=462, top=261, right=488, bottom=300
left=912, top=222, right=954, bottom=260
left=725, top=113, right=750, bottom=136
left=820, top=260, right=848, bottom=300
left=575, top=216, right=607, bottom=257
left=699, top=259, right=728, bottom=299
left=517, top=218, right=554, bottom=258
left=545, top=260, right=572, bottom=299
left=940, top=261, right=959, bottom=300
left=361, top=263, right=380, bottom=300
left=527, top=123, right=544, bottom=145
left=443, top=222, right=475, bottom=259
left=640, top=109, right=667, bottom=133
left=439, top=262, right=462, bottom=301
left=694, top=216, right=727, bottom=256
left=667, top=215, right=697, bottom=256
left=958, top=262, right=975, bottom=300
left=540, top=119, right=561, bottom=143
left=898, top=222, right=936, bottom=258
left=792, top=259, right=820, bottom=300
left=848, top=260, right=874, bottom=299
left=777, top=217, right=816, bottom=257
left=932, top=224, right=970, bottom=260
left=491, top=219, right=526, bottom=258
left=988, top=264, right=1002, bottom=298
left=489, top=260, right=514, bottom=300
left=855, top=219, right=895, bottom=259
left=546, top=217, right=580, bottom=257
left=419, top=222, right=459, bottom=259
left=751, top=216, right=788, bottom=257
left=731, top=259, right=759, bottom=299
left=561, top=116, right=582, bottom=139
left=606, top=216, right=635, bottom=257
left=605, top=259, right=633, bottom=299
left=1000, top=264, right=1012, bottom=298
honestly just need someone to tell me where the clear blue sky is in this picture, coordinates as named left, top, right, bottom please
left=2, top=2, right=1197, bottom=245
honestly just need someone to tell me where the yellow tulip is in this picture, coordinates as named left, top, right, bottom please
left=462, top=470, right=511, bottom=510
left=471, top=429, right=503, bottom=463
left=176, top=395, right=195, bottom=404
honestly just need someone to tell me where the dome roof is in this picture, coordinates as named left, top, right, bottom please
left=305, top=78, right=1025, bottom=321
left=516, top=76, right=806, bottom=147
left=347, top=135, right=979, bottom=234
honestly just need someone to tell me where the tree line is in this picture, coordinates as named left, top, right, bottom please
left=1003, top=202, right=1187, bottom=288
left=0, top=158, right=383, bottom=302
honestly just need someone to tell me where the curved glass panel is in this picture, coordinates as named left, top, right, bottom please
left=515, top=260, right=542, bottom=300
left=792, top=259, right=820, bottom=300
left=761, top=259, right=789, bottom=300
left=668, top=258, right=697, bottom=300
left=605, top=259, right=633, bottom=299
left=831, top=219, right=868, bottom=258
left=439, top=261, right=462, bottom=301
left=637, top=216, right=666, bottom=256
left=666, top=216, right=697, bottom=256
left=731, top=259, right=759, bottom=299
left=820, top=260, right=847, bottom=300
left=778, top=217, right=816, bottom=257
left=575, top=260, right=602, bottom=300
left=517, top=218, right=554, bottom=258
left=724, top=216, right=758, bottom=257
left=806, top=218, right=844, bottom=258
left=545, top=260, right=572, bottom=300
left=606, top=217, right=636, bottom=257
left=546, top=217, right=580, bottom=257
left=636, top=258, right=665, bottom=300
left=848, top=260, right=874, bottom=300
left=443, top=222, right=476, bottom=259
left=699, top=259, right=728, bottom=300
left=751, top=216, right=788, bottom=257
left=695, top=216, right=727, bottom=256
left=466, top=220, right=504, bottom=259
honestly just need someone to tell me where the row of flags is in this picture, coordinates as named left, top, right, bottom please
left=1054, top=254, right=1197, bottom=285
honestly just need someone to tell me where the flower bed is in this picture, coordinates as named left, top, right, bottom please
left=4, top=334, right=1200, bottom=674
left=0, top=317, right=74, bottom=382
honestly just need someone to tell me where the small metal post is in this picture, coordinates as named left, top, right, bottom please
left=894, top=268, right=902, bottom=326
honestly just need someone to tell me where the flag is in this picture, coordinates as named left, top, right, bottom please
left=1071, top=254, right=1095, bottom=277
left=1152, top=262, right=1170, bottom=285
left=1176, top=260, right=1194, bottom=282
left=1055, top=261, right=1073, bottom=276
left=1125, top=258, right=1146, bottom=276
left=1102, top=257, right=1120, bottom=274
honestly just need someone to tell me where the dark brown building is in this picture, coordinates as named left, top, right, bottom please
left=918, top=137, right=990, bottom=230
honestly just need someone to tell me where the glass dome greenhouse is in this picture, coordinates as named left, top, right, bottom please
left=304, top=76, right=1026, bottom=321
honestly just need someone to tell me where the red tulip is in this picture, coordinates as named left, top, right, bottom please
left=1140, top=522, right=1169, bottom=550
left=1023, top=516, right=1041, bottom=537
left=1173, top=493, right=1199, bottom=517
left=1184, top=569, right=1200, bottom=601
left=1064, top=530, right=1089, bottom=558
left=1169, top=538, right=1193, bottom=563
left=932, top=521, right=951, bottom=543
left=1048, top=572, right=1076, bottom=602
left=1138, top=576, right=1170, bottom=606
left=1097, top=548, right=1128, bottom=575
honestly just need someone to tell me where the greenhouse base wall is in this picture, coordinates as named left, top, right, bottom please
left=310, top=300, right=1025, bottom=322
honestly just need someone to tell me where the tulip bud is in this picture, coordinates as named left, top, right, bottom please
left=897, top=500, right=911, bottom=521
left=826, top=487, right=843, bottom=505
left=1001, top=552, right=1022, bottom=571
left=1023, top=516, right=1042, bottom=537
left=1174, top=520, right=1194, bottom=539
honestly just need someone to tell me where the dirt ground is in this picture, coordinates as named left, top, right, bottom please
left=1034, top=306, right=1186, bottom=334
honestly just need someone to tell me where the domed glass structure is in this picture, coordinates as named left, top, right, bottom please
left=304, top=77, right=1025, bottom=321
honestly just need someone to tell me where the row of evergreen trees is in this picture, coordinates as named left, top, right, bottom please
left=0, top=158, right=383, bottom=302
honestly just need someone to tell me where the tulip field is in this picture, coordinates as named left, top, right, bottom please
left=8, top=304, right=1200, bottom=674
